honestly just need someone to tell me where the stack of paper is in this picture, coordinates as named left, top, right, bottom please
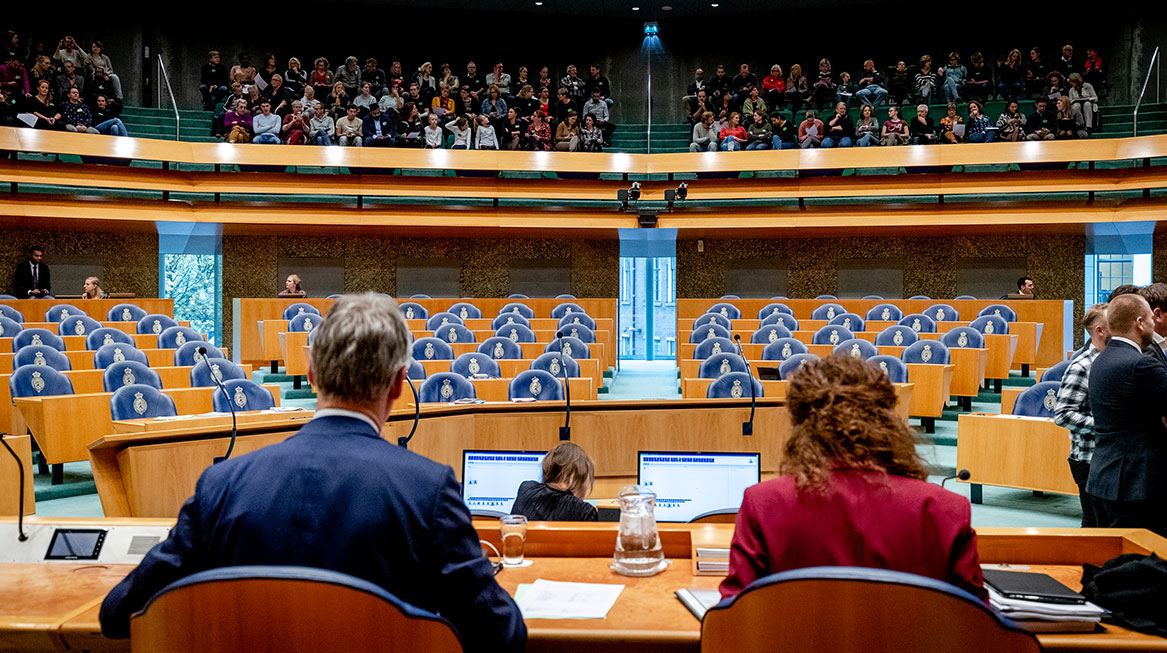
left=988, top=587, right=1106, bottom=633
left=515, top=579, right=625, bottom=620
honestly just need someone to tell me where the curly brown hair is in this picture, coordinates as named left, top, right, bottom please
left=780, top=355, right=927, bottom=491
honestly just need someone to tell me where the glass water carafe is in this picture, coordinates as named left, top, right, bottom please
left=612, top=485, right=667, bottom=577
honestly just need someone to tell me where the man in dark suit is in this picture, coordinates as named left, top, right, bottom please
left=1138, top=283, right=1167, bottom=365
left=12, top=245, right=50, bottom=297
left=1086, top=292, right=1167, bottom=536
left=99, top=293, right=526, bottom=650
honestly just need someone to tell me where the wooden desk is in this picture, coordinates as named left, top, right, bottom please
left=679, top=378, right=914, bottom=423
left=419, top=357, right=603, bottom=390
left=0, top=434, right=33, bottom=516
left=956, top=413, right=1077, bottom=503
left=0, top=347, right=210, bottom=375
left=0, top=299, right=173, bottom=325
left=1000, top=386, right=1025, bottom=415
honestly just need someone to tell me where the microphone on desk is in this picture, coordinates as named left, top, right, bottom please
left=733, top=334, right=755, bottom=436
left=202, top=347, right=238, bottom=465
left=0, top=433, right=28, bottom=542
left=556, top=330, right=571, bottom=441
left=397, top=376, right=420, bottom=449
left=941, top=469, right=971, bottom=489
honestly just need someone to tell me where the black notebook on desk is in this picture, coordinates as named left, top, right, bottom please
left=982, top=569, right=1085, bottom=604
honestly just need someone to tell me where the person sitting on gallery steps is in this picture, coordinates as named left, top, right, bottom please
left=511, top=441, right=599, bottom=522
left=99, top=293, right=527, bottom=651
left=720, top=354, right=987, bottom=602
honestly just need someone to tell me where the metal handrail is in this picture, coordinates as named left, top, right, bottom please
left=1134, top=46, right=1160, bottom=137
left=156, top=54, right=181, bottom=142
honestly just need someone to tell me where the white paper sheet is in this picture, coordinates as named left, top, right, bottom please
left=516, top=579, right=625, bottom=619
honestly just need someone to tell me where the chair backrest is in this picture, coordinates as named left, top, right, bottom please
left=810, top=303, right=846, bottom=321
left=705, top=302, right=742, bottom=320
left=760, top=312, right=799, bottom=331
left=14, top=344, right=72, bottom=371
left=507, top=293, right=529, bottom=299
left=412, top=337, right=455, bottom=362
left=159, top=326, right=204, bottom=349
left=955, top=294, right=978, bottom=300
left=425, top=312, right=464, bottom=330
left=557, top=312, right=597, bottom=330
left=908, top=294, right=932, bottom=300
left=690, top=323, right=732, bottom=344
left=137, top=313, right=179, bottom=335
left=13, top=327, right=65, bottom=352
left=898, top=313, right=937, bottom=333
left=85, top=327, right=135, bottom=350
left=500, top=302, right=535, bottom=319
left=861, top=294, right=884, bottom=300
left=451, top=352, right=501, bottom=378
left=812, top=325, right=854, bottom=346
left=176, top=341, right=224, bottom=367
left=445, top=302, right=481, bottom=320
left=694, top=336, right=736, bottom=360
left=978, top=304, right=1018, bottom=322
left=409, top=293, right=431, bottom=299
left=1012, top=381, right=1061, bottom=418
left=693, top=313, right=732, bottom=330
left=530, top=352, right=580, bottom=378
left=969, top=315, right=1010, bottom=335
left=509, top=369, right=564, bottom=401
left=94, top=343, right=149, bottom=369
left=833, top=338, right=878, bottom=360
left=58, top=315, right=103, bottom=336
left=545, top=337, right=590, bottom=360
left=866, top=303, right=904, bottom=322
left=757, top=303, right=794, bottom=319
left=9, top=365, right=74, bottom=399
left=0, top=316, right=22, bottom=338
left=720, top=294, right=740, bottom=299
left=190, top=358, right=247, bottom=387
left=875, top=325, right=920, bottom=347
left=700, top=566, right=1041, bottom=653
left=779, top=353, right=819, bottom=379
left=406, top=359, right=427, bottom=380
left=281, top=303, right=321, bottom=320
left=288, top=313, right=321, bottom=333
left=433, top=324, right=476, bottom=344
left=1041, top=359, right=1072, bottom=383
left=925, top=303, right=960, bottom=322
left=698, top=353, right=749, bottom=379
left=108, top=303, right=147, bottom=322
left=326, top=294, right=343, bottom=299
left=45, top=303, right=84, bottom=322
left=750, top=324, right=793, bottom=344
left=555, top=293, right=576, bottom=299
left=550, top=302, right=587, bottom=319
left=761, top=337, right=808, bottom=361
left=828, top=312, right=865, bottom=332
left=868, top=355, right=909, bottom=383
left=814, top=294, right=837, bottom=300
left=0, top=305, right=23, bottom=322
left=399, top=302, right=429, bottom=320
left=418, top=372, right=477, bottom=403
left=491, top=312, right=531, bottom=330
left=494, top=323, right=536, bottom=343
left=941, top=327, right=985, bottom=349
left=477, top=336, right=524, bottom=360
left=706, top=372, right=763, bottom=399
left=110, top=383, right=177, bottom=420
left=560, top=323, right=596, bottom=344
left=103, top=361, right=163, bottom=392
left=213, top=379, right=276, bottom=412
left=901, top=340, right=951, bottom=364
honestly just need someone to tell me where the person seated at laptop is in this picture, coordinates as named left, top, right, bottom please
left=719, top=354, right=987, bottom=602
left=511, top=442, right=598, bottom=521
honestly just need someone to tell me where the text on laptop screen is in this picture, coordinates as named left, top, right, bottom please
left=461, top=450, right=545, bottom=514
left=638, top=452, right=761, bottom=522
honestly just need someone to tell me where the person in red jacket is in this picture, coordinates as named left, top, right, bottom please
left=720, top=354, right=988, bottom=602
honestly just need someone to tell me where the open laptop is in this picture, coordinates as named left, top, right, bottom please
left=461, top=450, right=546, bottom=517
left=637, top=451, right=761, bottom=523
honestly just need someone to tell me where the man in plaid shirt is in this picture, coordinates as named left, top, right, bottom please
left=1054, top=303, right=1109, bottom=527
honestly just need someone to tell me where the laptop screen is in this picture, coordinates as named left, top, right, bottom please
left=461, top=450, right=546, bottom=515
left=637, top=451, right=761, bottom=523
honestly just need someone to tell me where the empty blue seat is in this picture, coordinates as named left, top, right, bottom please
left=175, top=341, right=224, bottom=366
left=557, top=312, right=597, bottom=330
left=58, top=315, right=102, bottom=336
left=693, top=313, right=732, bottom=330
left=45, top=304, right=84, bottom=322
left=13, top=328, right=65, bottom=352
left=507, top=293, right=529, bottom=299
left=751, top=325, right=793, bottom=344
left=478, top=336, right=524, bottom=360
left=690, top=323, right=732, bottom=344
left=555, top=294, right=577, bottom=299
left=941, top=327, right=985, bottom=349
left=14, top=345, right=71, bottom=371
left=530, top=352, right=580, bottom=378
left=762, top=337, right=808, bottom=361
left=908, top=295, right=932, bottom=300
left=1041, top=360, right=1072, bottom=383
left=0, top=316, right=21, bottom=337
left=103, top=361, right=162, bottom=392
left=771, top=295, right=789, bottom=300
left=326, top=294, right=343, bottom=299
left=955, top=294, right=978, bottom=300
left=757, top=303, right=794, bottom=319
left=1012, top=381, right=1062, bottom=418
left=108, top=303, right=147, bottom=322
left=865, top=304, right=904, bottom=322
left=492, top=312, right=531, bottom=330
left=137, top=314, right=179, bottom=335
left=412, top=337, right=454, bottom=361
left=406, top=359, right=427, bottom=380
left=446, top=302, right=482, bottom=320
left=550, top=302, right=587, bottom=320
left=978, top=304, right=1018, bottom=322
left=698, top=353, right=748, bottom=379
left=925, top=303, right=960, bottom=322
left=110, top=383, right=176, bottom=420
left=833, top=339, right=878, bottom=360
left=812, top=325, right=854, bottom=346
left=190, top=358, right=247, bottom=387
left=213, top=379, right=275, bottom=412
left=419, top=372, right=477, bottom=403
left=500, top=302, right=535, bottom=319
left=451, top=352, right=501, bottom=378
left=559, top=323, right=596, bottom=344
left=815, top=294, right=838, bottom=300
left=288, top=313, right=320, bottom=333
left=706, top=372, right=763, bottom=398
left=861, top=294, right=884, bottom=300
left=694, top=336, right=735, bottom=360
left=760, top=313, right=799, bottom=331
left=875, top=325, right=919, bottom=347
left=0, top=294, right=14, bottom=299
left=705, top=302, right=742, bottom=320
left=495, top=323, right=536, bottom=343
left=94, top=343, right=148, bottom=369
left=85, top=327, right=134, bottom=350
left=399, top=302, right=428, bottom=320
left=810, top=303, right=846, bottom=321
left=509, top=369, right=564, bottom=401
left=281, top=303, right=321, bottom=320
left=0, top=305, right=23, bottom=323
left=545, top=337, right=589, bottom=360
left=828, top=313, right=865, bottom=332
left=433, top=324, right=475, bottom=344
left=425, top=312, right=463, bottom=330
left=409, top=294, right=431, bottom=299
left=901, top=340, right=951, bottom=364
left=9, top=365, right=74, bottom=399
left=720, top=294, right=740, bottom=299
left=779, top=354, right=819, bottom=380
left=898, top=313, right=937, bottom=333
left=969, top=315, right=1010, bottom=335
left=869, top=355, right=909, bottom=383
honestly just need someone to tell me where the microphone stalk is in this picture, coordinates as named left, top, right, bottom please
left=398, top=376, right=420, bottom=449
left=557, top=330, right=571, bottom=441
left=941, top=469, right=971, bottom=488
left=734, top=334, right=755, bottom=436
left=0, top=433, right=28, bottom=541
left=202, top=347, right=238, bottom=465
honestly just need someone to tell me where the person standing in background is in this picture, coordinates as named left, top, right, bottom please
left=278, top=274, right=306, bottom=298
left=13, top=245, right=50, bottom=297
left=1053, top=303, right=1109, bottom=527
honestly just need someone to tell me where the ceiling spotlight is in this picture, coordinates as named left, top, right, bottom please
left=632, top=5, right=640, bottom=9
left=662, top=4, right=673, bottom=9
left=535, top=1, right=542, bottom=4
left=711, top=2, right=719, bottom=6
left=643, top=21, right=658, bottom=35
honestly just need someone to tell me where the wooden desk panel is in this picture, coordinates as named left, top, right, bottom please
left=0, top=299, right=173, bottom=325
left=1000, top=386, right=1025, bottom=415
left=679, top=379, right=914, bottom=423
left=467, top=377, right=595, bottom=402
left=418, top=358, right=602, bottom=389
left=906, top=364, right=955, bottom=419
left=948, top=348, right=989, bottom=398
left=0, top=332, right=155, bottom=353
left=956, top=413, right=1078, bottom=496
left=983, top=334, right=1019, bottom=381
left=0, top=434, right=33, bottom=516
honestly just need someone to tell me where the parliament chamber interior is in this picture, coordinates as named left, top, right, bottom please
left=1, top=3, right=1167, bottom=651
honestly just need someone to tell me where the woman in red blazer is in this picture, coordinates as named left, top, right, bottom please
left=720, top=355, right=988, bottom=602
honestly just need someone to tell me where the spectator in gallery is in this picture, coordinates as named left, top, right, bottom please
left=853, top=59, right=888, bottom=107
left=256, top=53, right=279, bottom=89
left=501, top=107, right=523, bottom=150
left=964, top=52, right=992, bottom=103
left=514, top=66, right=530, bottom=93
left=1025, top=98, right=1056, bottom=141
left=443, top=115, right=472, bottom=150
left=230, top=52, right=256, bottom=86
left=361, top=58, right=386, bottom=98
left=53, top=59, right=85, bottom=101
left=770, top=112, right=797, bottom=150
left=784, top=64, right=810, bottom=114
left=61, top=87, right=98, bottom=133
left=881, top=105, right=909, bottom=146
left=731, top=62, right=758, bottom=106
left=336, top=56, right=362, bottom=97
left=363, top=104, right=396, bottom=147
left=200, top=50, right=229, bottom=110
left=939, top=51, right=966, bottom=104
left=279, top=274, right=305, bottom=298
left=854, top=104, right=880, bottom=147
left=537, top=66, right=553, bottom=95
left=834, top=71, right=857, bottom=107
left=299, top=86, right=317, bottom=116
left=718, top=111, right=748, bottom=151
left=396, top=103, right=424, bottom=148
left=996, top=49, right=1025, bottom=101
left=310, top=101, right=334, bottom=146
left=224, top=98, right=252, bottom=143
left=582, top=87, right=614, bottom=141
left=85, top=41, right=122, bottom=99
left=326, top=81, right=350, bottom=121
left=1057, top=44, right=1079, bottom=77
left=245, top=84, right=264, bottom=114
left=554, top=111, right=580, bottom=151
left=82, top=276, right=107, bottom=300
left=264, top=74, right=293, bottom=116
left=52, top=35, right=86, bottom=69
left=527, top=110, right=552, bottom=151
left=27, top=78, right=64, bottom=130
left=995, top=100, right=1027, bottom=142
left=810, top=58, right=836, bottom=110
left=336, top=105, right=364, bottom=147
left=474, top=114, right=499, bottom=150
left=581, top=113, right=604, bottom=152
left=741, top=86, right=766, bottom=118
left=965, top=100, right=994, bottom=143
left=1055, top=95, right=1088, bottom=140
left=28, top=55, right=54, bottom=89
left=745, top=110, right=772, bottom=150
left=92, top=94, right=128, bottom=136
left=439, top=63, right=459, bottom=92
left=415, top=61, right=438, bottom=102
left=536, top=86, right=552, bottom=117
left=685, top=67, right=707, bottom=102
left=761, top=64, right=785, bottom=109
left=887, top=60, right=913, bottom=106
left=559, top=64, right=586, bottom=102
left=310, top=57, right=333, bottom=99
left=423, top=112, right=443, bottom=149
left=379, top=84, right=404, bottom=114
left=1067, top=72, right=1098, bottom=130
left=388, top=61, right=405, bottom=90
left=1025, top=47, right=1048, bottom=98
left=431, top=85, right=455, bottom=121
left=689, top=89, right=713, bottom=125
left=914, top=56, right=937, bottom=105
left=798, top=109, right=824, bottom=149
left=552, top=87, right=578, bottom=125
left=251, top=101, right=282, bottom=144
left=353, top=81, right=378, bottom=116
left=822, top=101, right=854, bottom=148
left=0, top=53, right=30, bottom=97
left=1083, top=47, right=1105, bottom=90
left=909, top=104, right=936, bottom=145
left=708, top=64, right=732, bottom=106
left=284, top=57, right=308, bottom=95
left=690, top=110, right=718, bottom=152
left=282, top=101, right=311, bottom=145
left=481, top=84, right=508, bottom=123
left=939, top=102, right=963, bottom=143
left=486, top=61, right=511, bottom=98
left=1043, top=71, right=1067, bottom=100
left=462, top=61, right=486, bottom=102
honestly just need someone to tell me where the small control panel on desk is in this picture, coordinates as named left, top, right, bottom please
left=0, top=522, right=172, bottom=564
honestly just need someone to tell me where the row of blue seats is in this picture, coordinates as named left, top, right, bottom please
left=415, top=369, right=567, bottom=403
left=406, top=352, right=582, bottom=380
left=412, top=335, right=591, bottom=361
left=283, top=300, right=593, bottom=323
left=0, top=303, right=172, bottom=325
left=692, top=323, right=1002, bottom=361
left=11, top=341, right=225, bottom=373
left=699, top=301, right=1019, bottom=325
left=715, top=294, right=982, bottom=301
left=2, top=322, right=206, bottom=350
